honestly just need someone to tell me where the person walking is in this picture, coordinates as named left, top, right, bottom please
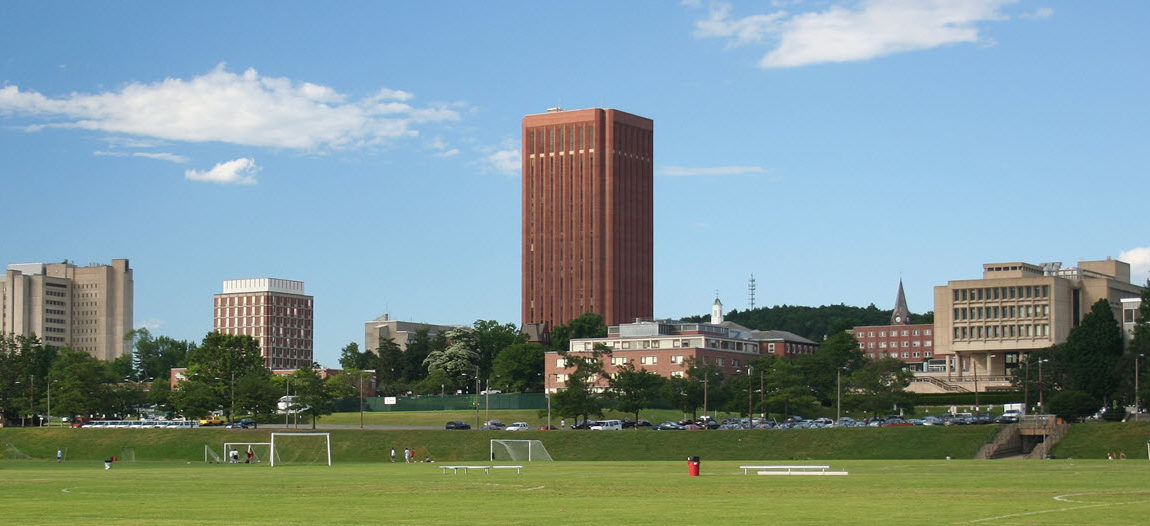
left=390, top=448, right=396, bottom=463
left=403, top=447, right=410, bottom=463
left=56, top=449, right=63, bottom=462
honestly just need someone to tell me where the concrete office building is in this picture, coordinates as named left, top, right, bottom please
left=213, top=278, right=313, bottom=369
left=522, top=107, right=654, bottom=330
left=931, top=259, right=1143, bottom=388
left=363, top=313, right=457, bottom=353
left=1, top=259, right=133, bottom=360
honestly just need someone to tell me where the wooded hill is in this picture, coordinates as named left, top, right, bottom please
left=682, top=304, right=935, bottom=342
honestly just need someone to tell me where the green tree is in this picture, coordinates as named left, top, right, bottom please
left=471, top=319, right=526, bottom=380
left=1047, top=390, right=1100, bottom=422
left=173, top=332, right=267, bottom=421
left=1127, top=282, right=1150, bottom=409
left=46, top=347, right=117, bottom=419
left=608, top=361, right=664, bottom=423
left=552, top=344, right=609, bottom=424
left=375, top=337, right=404, bottom=394
left=847, top=358, right=915, bottom=417
left=338, top=342, right=374, bottom=371
left=126, top=328, right=194, bottom=381
left=799, top=331, right=865, bottom=406
left=1059, top=299, right=1124, bottom=403
left=550, top=312, right=607, bottom=353
left=424, top=328, right=480, bottom=381
left=289, top=366, right=340, bottom=429
left=491, top=343, right=546, bottom=392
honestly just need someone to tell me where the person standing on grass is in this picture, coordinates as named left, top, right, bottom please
left=403, top=447, right=410, bottom=463
left=57, top=449, right=62, bottom=462
left=390, top=448, right=396, bottom=463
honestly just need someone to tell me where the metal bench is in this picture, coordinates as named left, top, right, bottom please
left=440, top=465, right=524, bottom=475
left=741, top=464, right=848, bottom=475
left=440, top=465, right=490, bottom=474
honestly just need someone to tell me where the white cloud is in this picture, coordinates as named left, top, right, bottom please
left=1021, top=7, right=1053, bottom=20
left=135, top=319, right=164, bottom=331
left=1120, top=247, right=1150, bottom=285
left=132, top=152, right=189, bottom=163
left=185, top=158, right=260, bottom=185
left=94, top=150, right=189, bottom=163
left=661, top=165, right=767, bottom=177
left=482, top=148, right=520, bottom=176
left=692, top=0, right=1014, bottom=68
left=0, top=63, right=461, bottom=150
left=435, top=149, right=460, bottom=158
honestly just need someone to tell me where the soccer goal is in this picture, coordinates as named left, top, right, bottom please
left=490, top=439, right=553, bottom=462
left=270, top=433, right=331, bottom=467
left=224, top=442, right=272, bottom=464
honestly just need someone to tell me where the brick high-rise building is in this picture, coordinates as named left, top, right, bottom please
left=1, top=259, right=133, bottom=360
left=522, top=108, right=653, bottom=329
left=213, top=278, right=313, bottom=369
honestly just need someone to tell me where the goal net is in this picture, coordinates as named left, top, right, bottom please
left=224, top=442, right=272, bottom=464
left=490, top=439, right=553, bottom=462
left=2, top=443, right=31, bottom=460
left=270, top=433, right=331, bottom=466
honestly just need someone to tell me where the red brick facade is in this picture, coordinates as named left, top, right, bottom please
left=522, top=108, right=653, bottom=329
left=852, top=323, right=934, bottom=368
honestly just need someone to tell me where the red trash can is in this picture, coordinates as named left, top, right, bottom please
left=688, top=456, right=700, bottom=477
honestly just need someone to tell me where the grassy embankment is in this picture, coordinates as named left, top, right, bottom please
left=4, top=417, right=1146, bottom=463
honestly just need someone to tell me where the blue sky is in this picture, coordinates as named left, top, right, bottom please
left=2, top=1, right=1148, bottom=367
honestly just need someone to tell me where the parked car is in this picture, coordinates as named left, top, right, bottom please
left=480, top=420, right=506, bottom=430
left=226, top=418, right=256, bottom=429
left=655, top=421, right=684, bottom=430
left=505, top=422, right=530, bottom=431
left=996, top=410, right=1021, bottom=424
left=571, top=420, right=597, bottom=430
left=198, top=415, right=225, bottom=426
left=445, top=420, right=471, bottom=430
left=590, top=419, right=622, bottom=430
left=537, top=425, right=558, bottom=430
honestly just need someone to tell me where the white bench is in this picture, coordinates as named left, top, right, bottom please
left=491, top=465, right=523, bottom=475
left=440, top=465, right=523, bottom=475
left=441, top=465, right=490, bottom=474
left=741, top=464, right=848, bottom=476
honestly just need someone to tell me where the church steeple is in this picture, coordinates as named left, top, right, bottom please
left=711, top=295, right=724, bottom=324
left=891, top=280, right=911, bottom=325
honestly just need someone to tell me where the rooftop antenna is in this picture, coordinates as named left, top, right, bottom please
left=748, top=273, right=757, bottom=311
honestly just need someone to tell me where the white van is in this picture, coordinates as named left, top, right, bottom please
left=590, top=419, right=622, bottom=430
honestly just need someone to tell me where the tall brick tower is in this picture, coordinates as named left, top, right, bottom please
left=522, top=108, right=653, bottom=330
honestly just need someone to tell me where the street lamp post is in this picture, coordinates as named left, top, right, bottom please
left=747, top=366, right=753, bottom=426
left=546, top=373, right=552, bottom=430
left=358, top=373, right=365, bottom=429
left=46, top=379, right=52, bottom=427
left=1136, top=353, right=1145, bottom=414
left=1038, top=358, right=1046, bottom=413
left=836, top=367, right=842, bottom=422
left=702, top=377, right=708, bottom=420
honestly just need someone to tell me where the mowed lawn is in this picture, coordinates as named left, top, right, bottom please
left=3, top=459, right=1149, bottom=525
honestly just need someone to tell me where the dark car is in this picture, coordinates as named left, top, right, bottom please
left=445, top=420, right=471, bottom=430
left=226, top=418, right=257, bottom=429
left=571, top=419, right=597, bottom=430
left=655, top=421, right=684, bottom=430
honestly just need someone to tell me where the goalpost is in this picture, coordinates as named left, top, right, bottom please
left=224, top=442, right=272, bottom=464
left=490, top=439, right=553, bottom=462
left=270, top=433, right=331, bottom=467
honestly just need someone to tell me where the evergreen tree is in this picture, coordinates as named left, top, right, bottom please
left=1059, top=299, right=1124, bottom=404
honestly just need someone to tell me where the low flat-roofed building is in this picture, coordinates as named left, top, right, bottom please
left=932, top=259, right=1143, bottom=384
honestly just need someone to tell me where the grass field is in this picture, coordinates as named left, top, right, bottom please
left=3, top=459, right=1149, bottom=525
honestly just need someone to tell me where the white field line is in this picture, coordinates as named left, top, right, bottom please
left=953, top=492, right=1150, bottom=524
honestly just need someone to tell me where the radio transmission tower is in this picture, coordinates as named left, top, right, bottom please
left=748, top=274, right=757, bottom=311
